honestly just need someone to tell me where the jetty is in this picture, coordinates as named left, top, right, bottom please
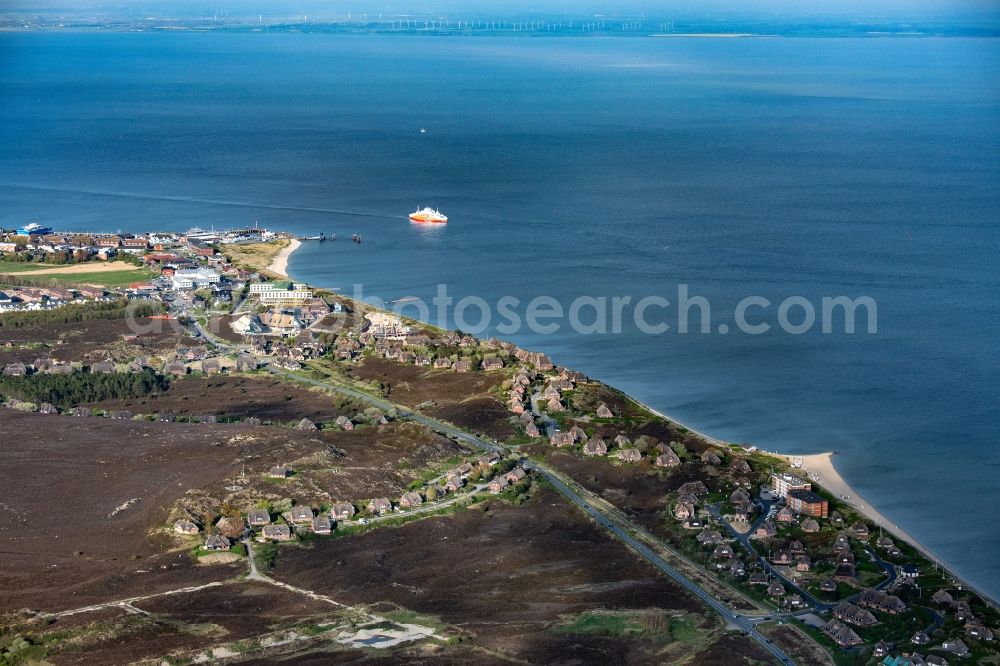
left=296, top=232, right=332, bottom=242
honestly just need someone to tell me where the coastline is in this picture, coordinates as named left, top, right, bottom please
left=280, top=247, right=994, bottom=605
left=792, top=452, right=924, bottom=550
left=638, top=390, right=988, bottom=600
left=266, top=238, right=300, bottom=278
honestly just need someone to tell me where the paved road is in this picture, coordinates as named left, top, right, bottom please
left=709, top=503, right=826, bottom=611
left=188, top=330, right=794, bottom=665
left=537, top=469, right=794, bottom=665
left=265, top=364, right=795, bottom=665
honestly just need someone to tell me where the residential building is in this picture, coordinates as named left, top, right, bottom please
left=786, top=489, right=829, bottom=517
left=771, top=472, right=811, bottom=498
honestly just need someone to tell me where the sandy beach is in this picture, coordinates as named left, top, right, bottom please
left=788, top=452, right=945, bottom=565
left=266, top=238, right=300, bottom=278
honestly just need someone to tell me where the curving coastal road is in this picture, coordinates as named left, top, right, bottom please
left=267, top=365, right=795, bottom=665
left=184, top=307, right=794, bottom=664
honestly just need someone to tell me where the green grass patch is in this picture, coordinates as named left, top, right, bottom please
left=252, top=542, right=279, bottom=573
left=557, top=609, right=674, bottom=642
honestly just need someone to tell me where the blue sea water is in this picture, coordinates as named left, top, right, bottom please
left=1, top=33, right=998, bottom=599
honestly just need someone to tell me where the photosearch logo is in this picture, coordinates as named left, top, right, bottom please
left=345, top=284, right=879, bottom=337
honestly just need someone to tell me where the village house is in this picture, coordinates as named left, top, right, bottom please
left=966, top=622, right=994, bottom=641
left=488, top=476, right=509, bottom=493
left=583, top=438, right=608, bottom=456
left=165, top=360, right=187, bottom=376
left=858, top=589, right=907, bottom=614
left=749, top=572, right=769, bottom=586
left=696, top=529, right=723, bottom=546
left=38, top=403, right=58, bottom=415
left=833, top=601, right=878, bottom=627
left=453, top=359, right=473, bottom=373
left=399, top=491, right=423, bottom=509
left=546, top=395, right=565, bottom=412
left=729, top=559, right=746, bottom=577
left=204, top=534, right=231, bottom=551
left=822, top=620, right=863, bottom=647
left=954, top=599, right=974, bottom=621
left=595, top=402, right=614, bottom=418
left=619, top=448, right=642, bottom=463
left=796, top=556, right=811, bottom=572
left=335, top=415, right=354, bottom=431
left=850, top=522, right=870, bottom=539
left=505, top=467, right=527, bottom=484
left=549, top=379, right=574, bottom=392
left=940, top=639, right=970, bottom=657
left=912, top=631, right=931, bottom=645
left=331, top=503, right=355, bottom=521
left=433, top=357, right=452, bottom=369
left=481, top=356, right=504, bottom=371
left=784, top=594, right=804, bottom=609
left=674, top=502, right=696, bottom=520
left=450, top=462, right=474, bottom=478
left=267, top=466, right=289, bottom=479
left=732, top=502, right=754, bottom=523
left=655, top=450, right=681, bottom=468
left=767, top=580, right=785, bottom=598
left=444, top=477, right=463, bottom=493
left=174, top=520, right=199, bottom=535
left=533, top=354, right=554, bottom=371
left=713, top=543, right=735, bottom=560
left=772, top=550, right=794, bottom=566
left=677, top=480, right=709, bottom=497
left=88, top=361, right=115, bottom=374
left=295, top=418, right=318, bottom=431
left=614, top=434, right=631, bottom=447
left=730, top=488, right=751, bottom=505
left=367, top=498, right=392, bottom=515
left=776, top=506, right=796, bottom=523
left=800, top=518, right=821, bottom=533
left=730, top=457, right=752, bottom=474
left=312, top=516, right=332, bottom=535
left=834, top=562, right=857, bottom=581
left=754, top=521, right=778, bottom=539
left=820, top=579, right=838, bottom=593
left=568, top=425, right=588, bottom=442
left=550, top=432, right=574, bottom=447
left=247, top=509, right=271, bottom=527
left=472, top=453, right=497, bottom=468
left=31, top=358, right=54, bottom=373
left=701, top=449, right=722, bottom=465
left=525, top=423, right=541, bottom=438
left=290, top=505, right=314, bottom=524
left=932, top=590, right=955, bottom=606
left=262, top=524, right=292, bottom=541
left=215, top=516, right=245, bottom=539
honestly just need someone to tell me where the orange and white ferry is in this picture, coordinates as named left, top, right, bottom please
left=408, top=206, right=448, bottom=224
